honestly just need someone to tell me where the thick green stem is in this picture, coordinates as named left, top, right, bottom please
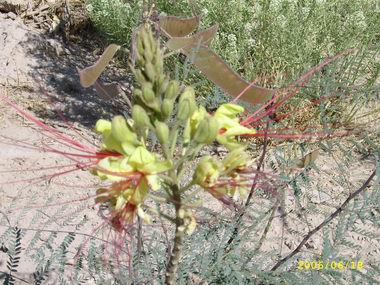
left=165, top=187, right=184, bottom=285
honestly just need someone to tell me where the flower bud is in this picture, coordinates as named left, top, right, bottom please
left=158, top=77, right=169, bottom=96
left=140, top=28, right=151, bottom=51
left=144, top=48, right=153, bottom=63
left=179, top=86, right=195, bottom=103
left=164, top=80, right=179, bottom=100
left=193, top=156, right=220, bottom=187
left=161, top=98, right=174, bottom=119
left=111, top=115, right=137, bottom=144
left=132, top=105, right=151, bottom=130
left=134, top=70, right=147, bottom=84
left=177, top=87, right=196, bottom=121
left=133, top=88, right=143, bottom=98
left=155, top=121, right=170, bottom=146
left=136, top=36, right=144, bottom=59
left=142, top=84, right=155, bottom=103
left=147, top=28, right=156, bottom=52
left=193, top=116, right=219, bottom=144
left=154, top=47, right=163, bottom=74
left=177, top=98, right=195, bottom=121
left=144, top=62, right=156, bottom=82
left=95, top=119, right=111, bottom=134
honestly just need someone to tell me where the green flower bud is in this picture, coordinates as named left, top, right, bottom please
left=158, top=77, right=169, bottom=96
left=144, top=62, right=156, bottom=82
left=142, top=84, right=155, bottom=103
left=134, top=70, right=147, bottom=84
left=111, top=115, right=137, bottom=144
left=177, top=87, right=196, bottom=121
left=177, top=99, right=191, bottom=121
left=136, top=36, right=144, bottom=59
left=140, top=28, right=151, bottom=51
left=161, top=98, right=174, bottom=119
left=144, top=48, right=153, bottom=63
left=193, top=116, right=219, bottom=144
left=133, top=88, right=143, bottom=98
left=155, top=121, right=170, bottom=146
left=154, top=47, right=163, bottom=74
left=95, top=119, right=111, bottom=134
left=145, top=98, right=161, bottom=113
left=178, top=98, right=196, bottom=121
left=132, top=105, right=151, bottom=130
left=164, top=80, right=179, bottom=100
left=193, top=156, right=220, bottom=187
left=179, top=86, right=195, bottom=103
left=147, top=27, right=156, bottom=52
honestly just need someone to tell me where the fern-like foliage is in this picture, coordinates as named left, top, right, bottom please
left=2, top=227, right=22, bottom=285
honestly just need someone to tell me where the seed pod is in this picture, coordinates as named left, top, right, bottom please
left=144, top=62, right=156, bottom=82
left=155, top=121, right=170, bottom=146
left=164, top=80, right=179, bottom=100
left=161, top=98, right=174, bottom=119
left=142, top=84, right=155, bottom=103
left=193, top=116, right=219, bottom=144
left=111, top=115, right=137, bottom=144
left=132, top=105, right=151, bottom=130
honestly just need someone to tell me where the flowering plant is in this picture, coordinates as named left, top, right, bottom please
left=84, top=24, right=259, bottom=283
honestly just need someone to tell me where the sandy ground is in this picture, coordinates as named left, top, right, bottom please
left=0, top=3, right=379, bottom=284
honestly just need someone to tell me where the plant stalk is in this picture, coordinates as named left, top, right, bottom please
left=165, top=185, right=184, bottom=285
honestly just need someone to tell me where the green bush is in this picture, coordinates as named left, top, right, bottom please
left=86, top=0, right=379, bottom=86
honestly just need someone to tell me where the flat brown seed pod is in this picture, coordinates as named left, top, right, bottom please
left=158, top=15, right=200, bottom=38
left=183, top=45, right=273, bottom=104
left=295, top=149, right=319, bottom=168
left=78, top=44, right=120, bottom=88
left=166, top=25, right=218, bottom=50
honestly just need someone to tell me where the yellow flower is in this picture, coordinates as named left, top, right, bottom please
left=214, top=103, right=256, bottom=150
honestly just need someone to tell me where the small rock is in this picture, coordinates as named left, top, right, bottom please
left=6, top=11, right=16, bottom=20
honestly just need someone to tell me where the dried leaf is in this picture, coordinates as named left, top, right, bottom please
left=183, top=45, right=273, bottom=104
left=166, top=25, right=218, bottom=50
left=295, top=149, right=319, bottom=168
left=78, top=44, right=120, bottom=88
left=158, top=15, right=200, bottom=38
left=94, top=80, right=122, bottom=99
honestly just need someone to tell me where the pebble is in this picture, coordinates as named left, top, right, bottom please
left=6, top=12, right=16, bottom=20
